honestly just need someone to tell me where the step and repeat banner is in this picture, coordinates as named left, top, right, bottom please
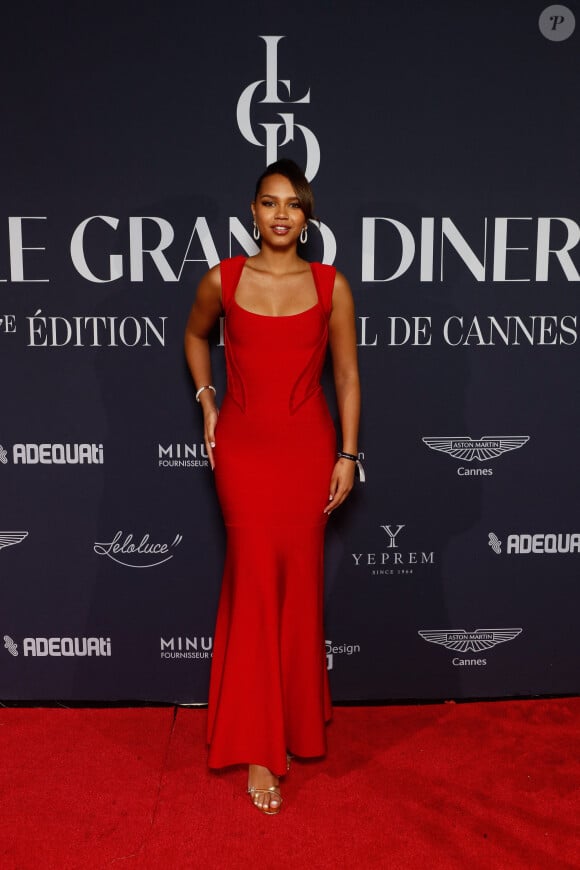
left=1, top=3, right=578, bottom=701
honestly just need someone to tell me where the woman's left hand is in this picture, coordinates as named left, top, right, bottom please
left=324, top=458, right=356, bottom=514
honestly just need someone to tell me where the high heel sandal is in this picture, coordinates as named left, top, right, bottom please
left=247, top=785, right=283, bottom=815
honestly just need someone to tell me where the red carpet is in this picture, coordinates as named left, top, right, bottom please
left=1, top=699, right=579, bottom=869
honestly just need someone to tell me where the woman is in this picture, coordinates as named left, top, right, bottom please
left=184, top=159, right=360, bottom=814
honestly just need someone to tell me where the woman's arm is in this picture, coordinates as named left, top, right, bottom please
left=324, top=270, right=361, bottom=514
left=184, top=265, right=223, bottom=469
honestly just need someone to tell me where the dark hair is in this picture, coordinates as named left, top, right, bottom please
left=253, top=158, right=316, bottom=223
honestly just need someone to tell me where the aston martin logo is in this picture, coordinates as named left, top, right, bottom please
left=0, top=532, right=29, bottom=551
left=422, top=436, right=529, bottom=462
left=418, top=628, right=522, bottom=652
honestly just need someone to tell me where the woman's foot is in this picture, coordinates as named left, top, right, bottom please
left=247, top=764, right=282, bottom=815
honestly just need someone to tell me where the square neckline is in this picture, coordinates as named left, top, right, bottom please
left=231, top=258, right=322, bottom=319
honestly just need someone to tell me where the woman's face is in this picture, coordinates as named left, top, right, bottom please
left=251, top=173, right=306, bottom=248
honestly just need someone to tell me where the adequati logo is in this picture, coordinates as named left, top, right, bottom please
left=325, top=639, right=361, bottom=671
left=94, top=531, right=183, bottom=568
left=488, top=530, right=580, bottom=555
left=3, top=635, right=18, bottom=656
left=352, top=524, right=435, bottom=576
left=0, top=442, right=104, bottom=465
left=237, top=35, right=320, bottom=181
left=418, top=628, right=522, bottom=667
left=158, top=443, right=209, bottom=469
left=0, top=531, right=28, bottom=552
left=160, top=636, right=213, bottom=660
left=423, top=435, right=529, bottom=477
left=3, top=635, right=111, bottom=657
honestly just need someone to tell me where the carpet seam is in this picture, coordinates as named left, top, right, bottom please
left=108, top=705, right=179, bottom=865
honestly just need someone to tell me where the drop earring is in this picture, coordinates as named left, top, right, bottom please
left=253, top=221, right=260, bottom=241
left=300, top=225, right=308, bottom=244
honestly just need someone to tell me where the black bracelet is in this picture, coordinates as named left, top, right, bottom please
left=337, top=451, right=358, bottom=462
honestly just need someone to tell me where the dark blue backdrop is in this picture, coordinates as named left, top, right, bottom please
left=1, top=2, right=578, bottom=701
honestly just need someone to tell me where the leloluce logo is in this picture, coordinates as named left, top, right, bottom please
left=423, top=435, right=529, bottom=477
left=488, top=530, right=580, bottom=555
left=93, top=531, right=183, bottom=568
left=237, top=35, right=320, bottom=181
left=419, top=628, right=523, bottom=667
left=0, top=531, right=29, bottom=552
left=352, top=524, right=435, bottom=577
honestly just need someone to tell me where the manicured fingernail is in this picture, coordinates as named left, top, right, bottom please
left=210, top=442, right=215, bottom=448
left=328, top=495, right=333, bottom=500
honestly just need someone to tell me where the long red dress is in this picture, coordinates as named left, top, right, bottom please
left=207, top=255, right=336, bottom=776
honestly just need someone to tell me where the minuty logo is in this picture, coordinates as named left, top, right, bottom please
left=418, top=628, right=522, bottom=667
left=158, top=443, right=208, bottom=469
left=423, top=435, right=529, bottom=477
left=160, top=636, right=213, bottom=660
left=237, top=35, right=320, bottom=181
left=0, top=532, right=29, bottom=552
left=93, top=531, right=183, bottom=568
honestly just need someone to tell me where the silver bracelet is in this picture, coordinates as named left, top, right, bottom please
left=195, top=384, right=216, bottom=403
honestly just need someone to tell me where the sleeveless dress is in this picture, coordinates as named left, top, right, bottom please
left=207, top=255, right=336, bottom=776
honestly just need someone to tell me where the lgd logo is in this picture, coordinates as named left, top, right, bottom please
left=237, top=36, right=320, bottom=181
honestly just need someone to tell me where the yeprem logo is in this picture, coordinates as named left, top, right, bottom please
left=0, top=532, right=29, bottom=552
left=0, top=445, right=8, bottom=464
left=488, top=532, right=502, bottom=554
left=4, top=635, right=18, bottom=656
left=352, top=524, right=435, bottom=577
left=419, top=629, right=522, bottom=652
left=93, top=532, right=183, bottom=568
left=237, top=35, right=320, bottom=180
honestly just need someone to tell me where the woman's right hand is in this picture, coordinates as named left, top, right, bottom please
left=202, top=402, right=219, bottom=470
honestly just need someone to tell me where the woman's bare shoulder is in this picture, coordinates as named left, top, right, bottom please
left=332, top=268, right=353, bottom=299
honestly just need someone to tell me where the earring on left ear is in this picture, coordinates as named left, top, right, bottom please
left=300, top=225, right=308, bottom=244
left=253, top=221, right=260, bottom=241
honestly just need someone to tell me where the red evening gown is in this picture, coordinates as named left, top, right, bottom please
left=207, top=255, right=336, bottom=776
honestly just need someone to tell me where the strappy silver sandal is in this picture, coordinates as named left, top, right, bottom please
left=247, top=784, right=283, bottom=816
